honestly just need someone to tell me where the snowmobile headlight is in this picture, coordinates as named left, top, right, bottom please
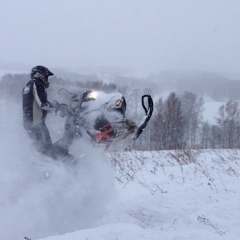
left=115, top=99, right=122, bottom=107
left=87, top=91, right=98, bottom=100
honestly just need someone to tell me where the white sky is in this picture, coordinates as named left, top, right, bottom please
left=1, top=0, right=240, bottom=75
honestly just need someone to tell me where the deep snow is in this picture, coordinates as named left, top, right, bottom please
left=37, top=149, right=240, bottom=240
left=0, top=99, right=115, bottom=239
left=0, top=97, right=240, bottom=240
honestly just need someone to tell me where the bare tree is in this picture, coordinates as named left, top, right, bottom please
left=214, top=100, right=240, bottom=148
left=180, top=91, right=204, bottom=148
left=150, top=97, right=165, bottom=150
left=201, top=121, right=211, bottom=148
left=164, top=92, right=184, bottom=149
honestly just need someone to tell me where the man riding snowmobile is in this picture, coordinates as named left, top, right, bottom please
left=22, top=65, right=56, bottom=158
left=53, top=89, right=153, bottom=157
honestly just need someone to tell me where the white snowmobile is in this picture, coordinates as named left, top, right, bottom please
left=52, top=88, right=153, bottom=157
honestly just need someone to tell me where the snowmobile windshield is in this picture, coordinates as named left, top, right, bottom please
left=57, top=88, right=83, bottom=111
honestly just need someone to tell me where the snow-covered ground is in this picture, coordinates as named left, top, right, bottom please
left=0, top=98, right=240, bottom=240
left=37, top=149, right=240, bottom=240
left=203, top=97, right=223, bottom=124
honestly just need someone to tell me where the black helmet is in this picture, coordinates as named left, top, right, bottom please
left=31, top=65, right=54, bottom=88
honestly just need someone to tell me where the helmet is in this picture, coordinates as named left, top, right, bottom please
left=31, top=65, right=54, bottom=88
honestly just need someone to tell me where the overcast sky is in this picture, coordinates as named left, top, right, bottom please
left=1, top=0, right=240, bottom=76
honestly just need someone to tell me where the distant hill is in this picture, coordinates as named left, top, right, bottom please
left=1, top=68, right=240, bottom=101
left=150, top=71, right=240, bottom=101
left=111, top=71, right=240, bottom=101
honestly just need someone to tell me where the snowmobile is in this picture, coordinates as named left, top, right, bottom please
left=52, top=88, right=153, bottom=156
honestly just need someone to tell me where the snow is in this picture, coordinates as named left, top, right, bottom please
left=1, top=97, right=240, bottom=240
left=39, top=150, right=240, bottom=240
left=203, top=97, right=224, bottom=124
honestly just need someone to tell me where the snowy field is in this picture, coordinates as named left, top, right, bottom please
left=0, top=99, right=240, bottom=240
left=35, top=149, right=240, bottom=240
left=202, top=97, right=223, bottom=124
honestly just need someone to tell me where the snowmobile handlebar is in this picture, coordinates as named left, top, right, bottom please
left=142, top=95, right=154, bottom=116
left=133, top=95, right=154, bottom=140
left=53, top=100, right=71, bottom=118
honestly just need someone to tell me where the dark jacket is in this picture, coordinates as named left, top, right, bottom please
left=22, top=78, right=53, bottom=129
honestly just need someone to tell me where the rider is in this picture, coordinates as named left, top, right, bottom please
left=22, top=65, right=57, bottom=158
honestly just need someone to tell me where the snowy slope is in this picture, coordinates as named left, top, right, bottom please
left=36, top=150, right=240, bottom=240
left=1, top=96, right=239, bottom=240
left=203, top=97, right=223, bottom=124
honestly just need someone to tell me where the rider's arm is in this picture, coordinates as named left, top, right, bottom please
left=33, top=81, right=54, bottom=111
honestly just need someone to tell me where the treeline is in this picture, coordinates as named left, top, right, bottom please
left=133, top=91, right=240, bottom=151
left=0, top=73, right=119, bottom=101
left=2, top=73, right=240, bottom=151
left=130, top=91, right=204, bottom=150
